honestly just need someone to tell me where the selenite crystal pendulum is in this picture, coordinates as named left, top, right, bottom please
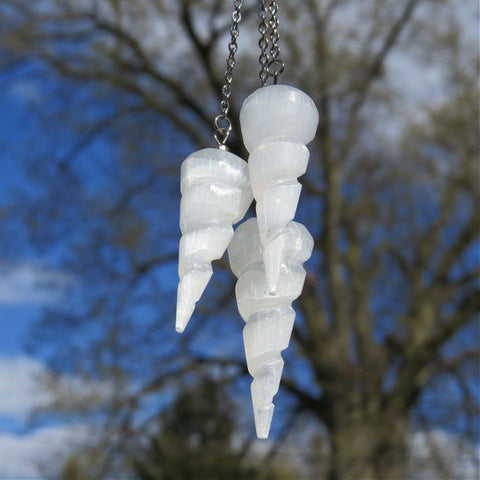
left=175, top=0, right=319, bottom=439
left=228, top=218, right=313, bottom=438
left=175, top=1, right=252, bottom=333
left=230, top=0, right=318, bottom=438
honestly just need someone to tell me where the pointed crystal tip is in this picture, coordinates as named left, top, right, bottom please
left=175, top=312, right=190, bottom=334
left=254, top=404, right=275, bottom=439
left=175, top=266, right=214, bottom=334
left=175, top=294, right=195, bottom=334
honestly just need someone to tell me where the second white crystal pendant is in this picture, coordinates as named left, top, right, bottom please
left=228, top=218, right=313, bottom=439
left=176, top=148, right=252, bottom=333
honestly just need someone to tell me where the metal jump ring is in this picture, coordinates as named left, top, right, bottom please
left=214, top=115, right=232, bottom=146
left=215, top=115, right=232, bottom=132
left=267, top=58, right=285, bottom=79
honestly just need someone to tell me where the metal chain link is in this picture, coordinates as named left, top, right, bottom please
left=258, top=0, right=270, bottom=87
left=267, top=0, right=284, bottom=83
left=214, top=0, right=243, bottom=149
left=258, top=0, right=284, bottom=86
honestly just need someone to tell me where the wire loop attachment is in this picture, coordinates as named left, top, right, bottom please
left=213, top=0, right=243, bottom=148
left=214, top=114, right=232, bottom=149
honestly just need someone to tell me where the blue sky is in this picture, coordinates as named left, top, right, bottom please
left=0, top=70, right=38, bottom=355
left=0, top=52, right=148, bottom=477
left=0, top=64, right=101, bottom=475
left=0, top=61, right=75, bottom=354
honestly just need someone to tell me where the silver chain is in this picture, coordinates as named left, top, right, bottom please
left=267, top=0, right=284, bottom=83
left=214, top=0, right=243, bottom=149
left=258, top=0, right=270, bottom=87
left=258, top=0, right=284, bottom=86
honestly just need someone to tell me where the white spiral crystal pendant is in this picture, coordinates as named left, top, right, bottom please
left=228, top=217, right=313, bottom=439
left=176, top=148, right=253, bottom=333
left=239, top=85, right=319, bottom=294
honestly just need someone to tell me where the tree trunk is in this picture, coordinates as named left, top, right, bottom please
left=327, top=411, right=408, bottom=480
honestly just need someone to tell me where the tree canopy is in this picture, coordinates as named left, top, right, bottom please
left=0, top=0, right=478, bottom=478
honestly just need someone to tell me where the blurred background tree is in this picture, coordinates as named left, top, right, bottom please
left=131, top=378, right=258, bottom=480
left=0, top=0, right=478, bottom=478
left=61, top=377, right=282, bottom=479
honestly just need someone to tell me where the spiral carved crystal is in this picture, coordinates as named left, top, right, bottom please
left=176, top=148, right=253, bottom=333
left=239, top=85, right=319, bottom=293
left=228, top=217, right=313, bottom=438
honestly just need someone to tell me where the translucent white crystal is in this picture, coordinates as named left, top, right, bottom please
left=263, top=221, right=314, bottom=299
left=228, top=217, right=313, bottom=439
left=239, top=84, right=319, bottom=153
left=176, top=148, right=252, bottom=333
left=239, top=85, right=319, bottom=293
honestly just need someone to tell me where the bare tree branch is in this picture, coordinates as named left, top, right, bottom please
left=339, top=0, right=422, bottom=163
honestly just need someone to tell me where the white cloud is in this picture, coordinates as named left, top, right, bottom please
left=0, top=354, right=109, bottom=478
left=0, top=355, right=116, bottom=421
left=0, top=355, right=51, bottom=419
left=0, top=423, right=91, bottom=478
left=0, top=355, right=92, bottom=478
left=409, top=430, right=480, bottom=480
left=0, top=262, right=73, bottom=306
left=387, top=52, right=446, bottom=109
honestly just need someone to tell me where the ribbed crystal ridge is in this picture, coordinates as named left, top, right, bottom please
left=240, top=85, right=319, bottom=293
left=176, top=148, right=253, bottom=333
left=228, top=218, right=313, bottom=438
